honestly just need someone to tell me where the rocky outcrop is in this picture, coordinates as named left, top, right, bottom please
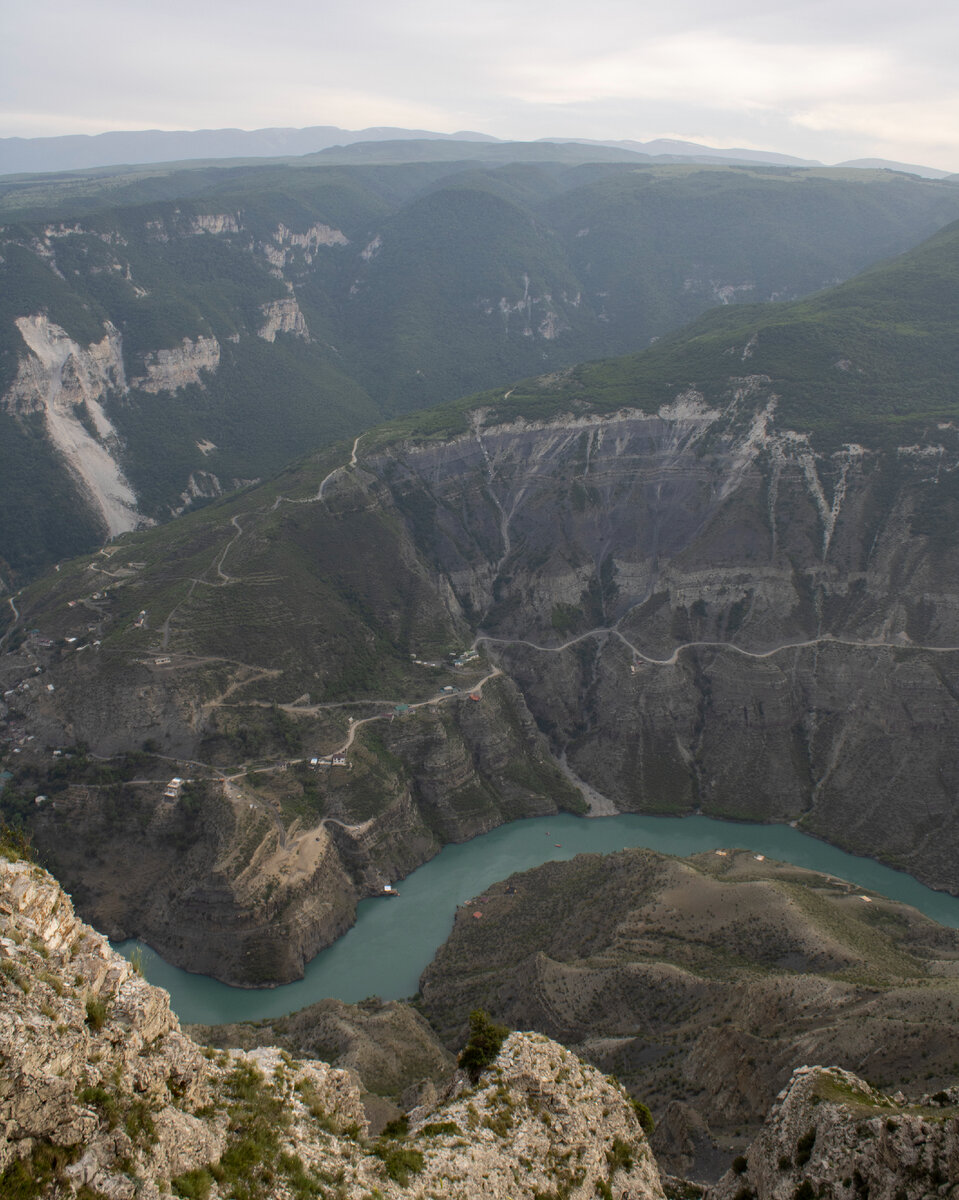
left=187, top=213, right=241, bottom=236
left=132, top=335, right=221, bottom=393
left=0, top=854, right=664, bottom=1199
left=708, top=1066, right=959, bottom=1200
left=257, top=296, right=309, bottom=342
left=189, top=995, right=456, bottom=1099
left=0, top=854, right=224, bottom=1196
left=3, top=315, right=143, bottom=537
left=262, top=221, right=349, bottom=269
left=403, top=1031, right=664, bottom=1199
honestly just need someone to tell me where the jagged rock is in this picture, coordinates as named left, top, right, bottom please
left=133, top=335, right=221, bottom=393
left=257, top=297, right=310, bottom=342
left=403, top=1031, right=665, bottom=1199
left=0, top=855, right=665, bottom=1199
left=707, top=1065, right=959, bottom=1200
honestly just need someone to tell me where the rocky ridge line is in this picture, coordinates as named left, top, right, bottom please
left=0, top=854, right=665, bottom=1199
left=708, top=1065, right=959, bottom=1200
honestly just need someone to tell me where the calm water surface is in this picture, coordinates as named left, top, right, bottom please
left=116, top=813, right=959, bottom=1025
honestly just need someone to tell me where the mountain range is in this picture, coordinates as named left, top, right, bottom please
left=3, top=123, right=952, bottom=177
left=4, top=128, right=959, bottom=1198
left=2, top=154, right=958, bottom=585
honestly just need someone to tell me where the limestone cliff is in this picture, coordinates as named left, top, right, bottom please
left=708, top=1066, right=959, bottom=1200
left=131, top=335, right=221, bottom=393
left=4, top=315, right=143, bottom=537
left=0, top=854, right=665, bottom=1200
left=257, top=296, right=310, bottom=342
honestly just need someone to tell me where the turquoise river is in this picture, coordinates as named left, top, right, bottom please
left=117, top=813, right=959, bottom=1025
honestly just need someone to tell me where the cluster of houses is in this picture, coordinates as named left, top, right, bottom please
left=163, top=777, right=183, bottom=799
left=309, top=755, right=349, bottom=769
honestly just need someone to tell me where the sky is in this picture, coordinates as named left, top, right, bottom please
left=3, top=0, right=959, bottom=171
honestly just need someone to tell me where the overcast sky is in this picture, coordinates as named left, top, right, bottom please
left=3, top=0, right=958, bottom=170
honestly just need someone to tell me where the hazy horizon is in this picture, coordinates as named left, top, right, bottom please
left=3, top=1, right=959, bottom=173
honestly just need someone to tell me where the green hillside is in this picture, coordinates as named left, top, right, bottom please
left=2, top=155, right=959, bottom=583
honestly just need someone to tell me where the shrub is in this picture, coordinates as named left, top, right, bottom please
left=85, top=996, right=108, bottom=1031
left=630, top=1098, right=655, bottom=1136
left=795, top=1128, right=816, bottom=1167
left=733, top=1154, right=749, bottom=1174
left=457, top=1009, right=509, bottom=1082
left=605, top=1138, right=634, bottom=1173
left=372, top=1144, right=424, bottom=1185
left=171, top=1168, right=213, bottom=1199
left=419, top=1121, right=462, bottom=1137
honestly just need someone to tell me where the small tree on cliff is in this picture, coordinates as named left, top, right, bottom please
left=458, top=1009, right=509, bottom=1082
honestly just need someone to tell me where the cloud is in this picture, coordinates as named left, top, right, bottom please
left=503, top=35, right=887, bottom=111
left=1, top=0, right=958, bottom=169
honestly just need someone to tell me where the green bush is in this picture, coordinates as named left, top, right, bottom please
left=605, top=1138, right=634, bottom=1172
left=372, top=1144, right=424, bottom=1185
left=630, top=1098, right=655, bottom=1135
left=84, top=996, right=108, bottom=1031
left=171, top=1168, right=213, bottom=1199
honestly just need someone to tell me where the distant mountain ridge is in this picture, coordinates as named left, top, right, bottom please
left=4, top=157, right=957, bottom=583
left=0, top=123, right=951, bottom=178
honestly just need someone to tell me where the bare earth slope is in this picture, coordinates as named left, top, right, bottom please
left=420, top=848, right=959, bottom=1161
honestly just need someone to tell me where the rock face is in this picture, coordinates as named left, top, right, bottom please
left=708, top=1065, right=959, bottom=1200
left=4, top=315, right=143, bottom=537
left=257, top=296, right=310, bottom=342
left=0, top=853, right=224, bottom=1196
left=9, top=387, right=959, bottom=983
left=17, top=671, right=582, bottom=984
left=0, top=853, right=665, bottom=1200
left=131, top=335, right=221, bottom=393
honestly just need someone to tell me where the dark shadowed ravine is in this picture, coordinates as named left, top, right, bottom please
left=117, top=813, right=959, bottom=1024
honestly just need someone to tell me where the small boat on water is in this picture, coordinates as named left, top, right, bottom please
left=380, top=883, right=400, bottom=897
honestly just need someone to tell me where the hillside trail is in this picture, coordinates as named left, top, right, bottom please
left=475, top=628, right=959, bottom=666
left=153, top=433, right=366, bottom=639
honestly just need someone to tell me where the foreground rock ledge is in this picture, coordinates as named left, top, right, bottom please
left=0, top=855, right=664, bottom=1198
left=708, top=1064, right=959, bottom=1200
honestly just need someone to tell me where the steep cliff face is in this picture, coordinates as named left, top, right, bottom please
left=12, top=668, right=580, bottom=984
left=132, top=335, right=221, bottom=393
left=708, top=1066, right=959, bottom=1200
left=7, top=384, right=959, bottom=982
left=4, top=315, right=143, bottom=537
left=0, top=854, right=665, bottom=1200
left=366, top=401, right=959, bottom=890
left=4, top=160, right=959, bottom=582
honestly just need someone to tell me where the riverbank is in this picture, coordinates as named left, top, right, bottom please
left=117, top=811, right=959, bottom=1025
